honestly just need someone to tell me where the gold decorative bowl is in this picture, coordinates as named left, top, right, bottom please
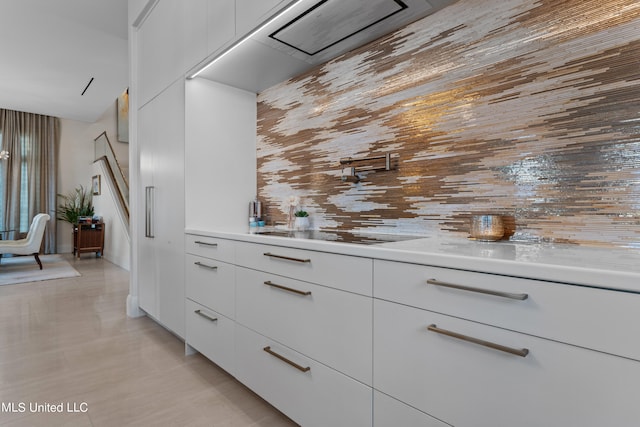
left=469, top=215, right=505, bottom=241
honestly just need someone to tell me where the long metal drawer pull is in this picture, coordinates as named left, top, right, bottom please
left=194, top=241, right=217, bottom=247
left=263, top=252, right=311, bottom=263
left=428, top=324, right=529, bottom=357
left=194, top=261, right=218, bottom=270
left=264, top=280, right=311, bottom=296
left=263, top=346, right=311, bottom=372
left=194, top=309, right=218, bottom=322
left=427, top=279, right=528, bottom=301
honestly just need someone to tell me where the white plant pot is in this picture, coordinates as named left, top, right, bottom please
left=294, top=216, right=310, bottom=231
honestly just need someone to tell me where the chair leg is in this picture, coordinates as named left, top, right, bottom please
left=34, top=253, right=43, bottom=270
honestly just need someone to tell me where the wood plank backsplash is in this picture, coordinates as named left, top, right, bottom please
left=256, top=0, right=640, bottom=248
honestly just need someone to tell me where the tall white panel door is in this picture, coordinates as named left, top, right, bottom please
left=136, top=79, right=186, bottom=338
left=137, top=90, right=159, bottom=318
left=154, top=80, right=186, bottom=338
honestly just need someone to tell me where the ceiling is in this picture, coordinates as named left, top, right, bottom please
left=0, top=0, right=128, bottom=123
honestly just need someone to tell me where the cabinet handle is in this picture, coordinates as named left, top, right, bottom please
left=263, top=252, right=311, bottom=263
left=427, top=324, right=529, bottom=357
left=194, top=261, right=218, bottom=270
left=195, top=241, right=218, bottom=247
left=263, top=346, right=311, bottom=372
left=264, top=280, right=311, bottom=296
left=427, top=279, right=528, bottom=301
left=145, top=186, right=154, bottom=238
left=194, top=309, right=218, bottom=322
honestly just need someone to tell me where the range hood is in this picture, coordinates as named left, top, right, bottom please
left=190, top=0, right=456, bottom=93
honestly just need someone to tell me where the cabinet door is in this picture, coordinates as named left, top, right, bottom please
left=235, top=0, right=286, bottom=37
left=207, top=0, right=235, bottom=55
left=137, top=0, right=207, bottom=106
left=235, top=324, right=373, bottom=427
left=137, top=92, right=159, bottom=318
left=154, top=80, right=186, bottom=338
left=374, top=299, right=640, bottom=427
left=137, top=80, right=185, bottom=338
left=236, top=266, right=372, bottom=385
left=186, top=254, right=235, bottom=319
left=186, top=300, right=235, bottom=375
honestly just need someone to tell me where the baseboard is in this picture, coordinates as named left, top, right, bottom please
left=126, top=294, right=145, bottom=318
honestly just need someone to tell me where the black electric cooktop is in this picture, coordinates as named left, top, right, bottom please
left=252, top=229, right=423, bottom=245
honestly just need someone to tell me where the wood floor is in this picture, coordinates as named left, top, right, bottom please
left=0, top=256, right=297, bottom=427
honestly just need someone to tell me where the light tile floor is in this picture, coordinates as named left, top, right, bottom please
left=0, top=256, right=297, bottom=427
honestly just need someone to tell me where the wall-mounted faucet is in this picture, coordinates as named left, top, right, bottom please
left=339, top=153, right=394, bottom=182
left=341, top=166, right=361, bottom=183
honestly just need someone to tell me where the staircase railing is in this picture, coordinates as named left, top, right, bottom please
left=94, top=131, right=129, bottom=224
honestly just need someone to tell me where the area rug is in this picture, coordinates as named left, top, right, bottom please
left=0, top=254, right=81, bottom=286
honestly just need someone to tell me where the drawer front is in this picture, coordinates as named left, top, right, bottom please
left=185, top=234, right=234, bottom=263
left=374, top=299, right=640, bottom=427
left=374, top=259, right=640, bottom=361
left=185, top=254, right=235, bottom=319
left=186, top=300, right=235, bottom=375
left=235, top=324, right=373, bottom=427
left=373, top=391, right=449, bottom=427
left=235, top=241, right=372, bottom=296
left=236, top=266, right=372, bottom=385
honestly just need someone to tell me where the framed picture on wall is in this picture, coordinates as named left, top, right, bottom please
left=117, top=88, right=129, bottom=143
left=92, top=175, right=101, bottom=195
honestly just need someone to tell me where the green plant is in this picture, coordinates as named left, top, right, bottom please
left=294, top=210, right=309, bottom=217
left=57, top=185, right=94, bottom=224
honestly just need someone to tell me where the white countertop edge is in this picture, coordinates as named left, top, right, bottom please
left=185, top=228, right=640, bottom=293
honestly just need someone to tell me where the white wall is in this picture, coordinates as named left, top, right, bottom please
left=185, top=78, right=257, bottom=232
left=92, top=161, right=131, bottom=270
left=58, top=102, right=130, bottom=265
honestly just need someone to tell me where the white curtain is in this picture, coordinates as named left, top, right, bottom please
left=0, top=109, right=58, bottom=253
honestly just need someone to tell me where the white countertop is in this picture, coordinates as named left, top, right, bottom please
left=185, top=228, right=640, bottom=293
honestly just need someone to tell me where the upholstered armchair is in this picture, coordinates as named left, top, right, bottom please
left=0, top=213, right=50, bottom=269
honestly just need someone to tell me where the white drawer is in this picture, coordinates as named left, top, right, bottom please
left=235, top=324, right=373, bottom=427
left=186, top=300, right=235, bottom=375
left=235, top=241, right=372, bottom=296
left=373, top=391, right=448, bottom=427
left=236, top=266, right=372, bottom=385
left=185, top=234, right=235, bottom=263
left=185, top=254, right=235, bottom=319
left=374, top=259, right=640, bottom=361
left=374, top=299, right=640, bottom=427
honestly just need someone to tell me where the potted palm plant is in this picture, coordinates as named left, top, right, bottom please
left=57, top=185, right=94, bottom=225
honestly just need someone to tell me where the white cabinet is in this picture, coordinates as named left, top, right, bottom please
left=234, top=241, right=373, bottom=296
left=233, top=240, right=374, bottom=424
left=374, top=260, right=640, bottom=361
left=373, top=298, right=640, bottom=427
left=235, top=0, right=287, bottom=37
left=235, top=266, right=372, bottom=385
left=185, top=234, right=236, bottom=264
left=186, top=299, right=235, bottom=375
left=207, top=0, right=235, bottom=56
left=235, top=323, right=373, bottom=427
left=137, top=79, right=185, bottom=338
left=185, top=233, right=236, bottom=371
left=185, top=255, right=235, bottom=319
left=137, top=0, right=208, bottom=106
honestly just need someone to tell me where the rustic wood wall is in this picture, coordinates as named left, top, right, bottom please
left=256, top=0, right=640, bottom=248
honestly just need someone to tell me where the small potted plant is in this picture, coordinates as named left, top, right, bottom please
left=294, top=210, right=310, bottom=231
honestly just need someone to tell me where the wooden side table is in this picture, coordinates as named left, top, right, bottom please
left=74, top=221, right=105, bottom=258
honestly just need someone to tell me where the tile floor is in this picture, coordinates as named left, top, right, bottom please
left=0, top=256, right=297, bottom=426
